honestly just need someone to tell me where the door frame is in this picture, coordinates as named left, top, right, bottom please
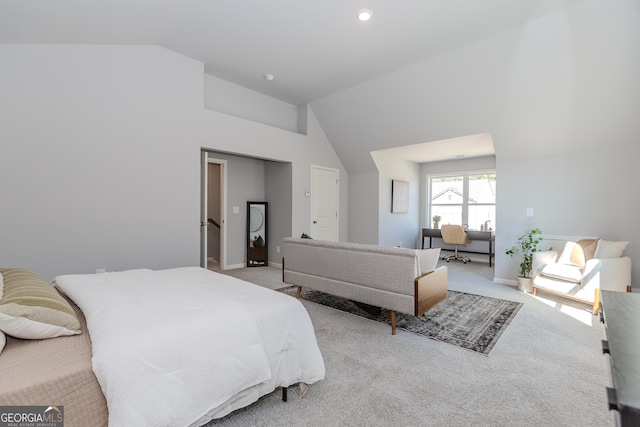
left=201, top=151, right=228, bottom=270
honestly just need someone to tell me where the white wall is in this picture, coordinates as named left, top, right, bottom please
left=495, top=143, right=640, bottom=284
left=311, top=0, right=640, bottom=174
left=0, top=44, right=347, bottom=279
left=371, top=153, right=421, bottom=248
left=203, top=151, right=268, bottom=268
left=312, top=0, right=640, bottom=284
left=265, top=161, right=293, bottom=265
left=204, top=74, right=299, bottom=133
left=348, top=172, right=379, bottom=244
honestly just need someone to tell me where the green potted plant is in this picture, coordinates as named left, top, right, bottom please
left=505, top=227, right=551, bottom=292
left=432, top=215, right=441, bottom=229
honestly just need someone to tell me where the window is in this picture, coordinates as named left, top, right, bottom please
left=429, top=172, right=496, bottom=229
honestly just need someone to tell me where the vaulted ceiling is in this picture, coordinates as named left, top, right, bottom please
left=0, top=0, right=577, bottom=104
left=0, top=0, right=585, bottom=171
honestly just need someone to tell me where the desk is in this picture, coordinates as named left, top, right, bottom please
left=421, top=228, right=495, bottom=266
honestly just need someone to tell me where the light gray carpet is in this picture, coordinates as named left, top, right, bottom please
left=211, top=261, right=613, bottom=426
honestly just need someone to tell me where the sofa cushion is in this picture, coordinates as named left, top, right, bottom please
left=415, top=248, right=441, bottom=276
left=595, top=240, right=629, bottom=258
left=557, top=241, right=585, bottom=268
left=539, top=263, right=583, bottom=283
left=577, top=238, right=600, bottom=260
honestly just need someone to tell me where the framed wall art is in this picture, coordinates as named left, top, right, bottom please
left=391, top=179, right=409, bottom=213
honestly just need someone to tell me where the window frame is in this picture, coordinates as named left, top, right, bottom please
left=427, top=169, right=496, bottom=229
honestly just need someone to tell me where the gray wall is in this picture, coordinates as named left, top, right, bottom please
left=204, top=151, right=268, bottom=268
left=495, top=144, right=640, bottom=284
left=265, top=161, right=293, bottom=265
left=371, top=152, right=421, bottom=248
left=204, top=74, right=299, bottom=133
left=314, top=0, right=640, bottom=285
left=0, top=44, right=347, bottom=280
left=348, top=172, right=379, bottom=244
left=206, top=162, right=221, bottom=260
left=2, top=1, right=638, bottom=287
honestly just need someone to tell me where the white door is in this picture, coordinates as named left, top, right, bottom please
left=310, top=165, right=339, bottom=241
left=201, top=151, right=227, bottom=269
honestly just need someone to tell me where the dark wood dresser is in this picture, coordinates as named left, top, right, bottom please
left=601, top=290, right=640, bottom=426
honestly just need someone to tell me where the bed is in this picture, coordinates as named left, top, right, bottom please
left=0, top=266, right=325, bottom=427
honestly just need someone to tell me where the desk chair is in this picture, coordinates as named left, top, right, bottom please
left=440, top=224, right=471, bottom=264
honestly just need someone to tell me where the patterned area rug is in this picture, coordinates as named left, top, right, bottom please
left=278, top=287, right=522, bottom=356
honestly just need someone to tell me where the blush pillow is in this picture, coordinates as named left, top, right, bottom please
left=577, top=238, right=600, bottom=261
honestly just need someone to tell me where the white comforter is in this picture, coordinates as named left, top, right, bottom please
left=53, top=267, right=325, bottom=427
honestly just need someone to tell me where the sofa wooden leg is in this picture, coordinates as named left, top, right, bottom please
left=592, top=289, right=601, bottom=316
left=532, top=287, right=537, bottom=296
left=390, top=310, right=396, bottom=335
left=295, top=286, right=302, bottom=299
left=628, top=285, right=633, bottom=293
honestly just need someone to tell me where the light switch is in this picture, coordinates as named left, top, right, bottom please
left=233, top=206, right=240, bottom=214
left=526, top=208, right=534, bottom=217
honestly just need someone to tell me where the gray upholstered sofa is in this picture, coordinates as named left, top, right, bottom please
left=282, top=237, right=448, bottom=335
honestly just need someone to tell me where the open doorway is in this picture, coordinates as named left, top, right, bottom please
left=201, top=152, right=227, bottom=270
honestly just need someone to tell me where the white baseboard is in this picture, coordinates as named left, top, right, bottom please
left=224, top=262, right=282, bottom=270
left=225, top=263, right=246, bottom=270
left=438, top=249, right=492, bottom=265
left=494, top=277, right=518, bottom=287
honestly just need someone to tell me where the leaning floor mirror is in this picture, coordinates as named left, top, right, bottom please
left=247, top=201, right=268, bottom=267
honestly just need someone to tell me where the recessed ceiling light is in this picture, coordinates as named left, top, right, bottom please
left=264, top=74, right=275, bottom=81
left=357, top=9, right=373, bottom=22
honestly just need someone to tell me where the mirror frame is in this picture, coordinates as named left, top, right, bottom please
left=246, top=201, right=268, bottom=267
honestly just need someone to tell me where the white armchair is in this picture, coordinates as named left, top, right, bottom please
left=532, top=239, right=632, bottom=315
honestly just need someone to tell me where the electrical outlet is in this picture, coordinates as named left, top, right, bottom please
left=276, top=245, right=280, bottom=253
left=96, top=268, right=106, bottom=274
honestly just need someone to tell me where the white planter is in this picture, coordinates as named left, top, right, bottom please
left=517, top=277, right=533, bottom=293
